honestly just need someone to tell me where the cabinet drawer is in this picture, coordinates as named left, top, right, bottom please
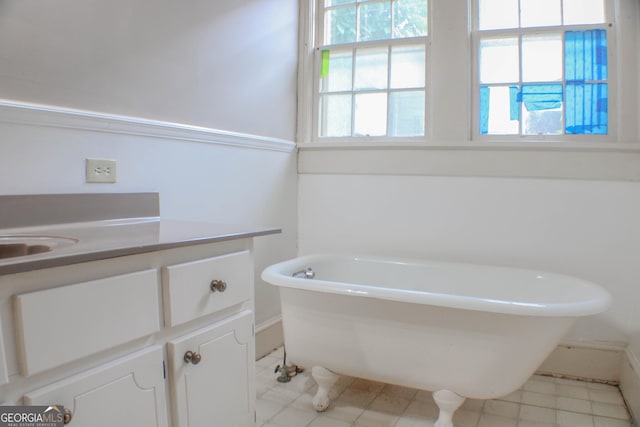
left=24, top=346, right=168, bottom=427
left=14, top=269, right=160, bottom=376
left=162, top=250, right=252, bottom=327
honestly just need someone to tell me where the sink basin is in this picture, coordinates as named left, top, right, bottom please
left=0, top=235, right=78, bottom=259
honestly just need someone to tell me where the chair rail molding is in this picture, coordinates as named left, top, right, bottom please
left=0, top=99, right=296, bottom=153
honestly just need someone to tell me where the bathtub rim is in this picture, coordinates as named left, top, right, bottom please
left=261, top=253, right=612, bottom=318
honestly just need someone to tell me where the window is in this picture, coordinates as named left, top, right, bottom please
left=475, top=0, right=612, bottom=138
left=315, top=0, right=428, bottom=140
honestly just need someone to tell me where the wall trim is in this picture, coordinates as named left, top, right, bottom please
left=0, top=99, right=297, bottom=153
left=255, top=316, right=284, bottom=360
left=298, top=144, right=640, bottom=181
left=559, top=339, right=629, bottom=352
left=537, top=340, right=624, bottom=383
left=256, top=315, right=283, bottom=334
left=298, top=141, right=640, bottom=152
left=626, top=347, right=640, bottom=377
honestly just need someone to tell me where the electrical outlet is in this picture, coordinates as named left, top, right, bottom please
left=86, top=158, right=117, bottom=183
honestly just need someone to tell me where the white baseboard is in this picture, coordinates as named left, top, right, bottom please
left=537, top=340, right=625, bottom=383
left=255, top=317, right=283, bottom=360
left=621, top=347, right=640, bottom=427
left=258, top=328, right=627, bottom=384
left=259, top=328, right=626, bottom=382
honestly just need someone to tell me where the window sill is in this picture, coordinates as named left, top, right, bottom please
left=297, top=140, right=640, bottom=181
left=298, top=140, right=640, bottom=152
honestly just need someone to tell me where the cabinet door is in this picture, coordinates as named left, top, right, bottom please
left=168, top=310, right=255, bottom=427
left=24, top=346, right=168, bottom=427
left=0, top=315, right=8, bottom=386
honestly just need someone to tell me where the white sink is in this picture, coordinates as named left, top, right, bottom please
left=0, top=235, right=78, bottom=259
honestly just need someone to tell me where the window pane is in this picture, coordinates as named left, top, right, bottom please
left=354, top=93, right=387, bottom=136
left=478, top=0, right=518, bottom=30
left=565, top=30, right=608, bottom=82
left=522, top=34, right=562, bottom=82
left=479, top=85, right=519, bottom=134
left=520, top=84, right=564, bottom=135
left=321, top=49, right=353, bottom=92
left=563, top=0, right=605, bottom=25
left=393, top=0, right=428, bottom=38
left=389, top=91, right=425, bottom=136
left=326, top=0, right=356, bottom=6
left=354, top=47, right=389, bottom=90
left=476, top=0, right=609, bottom=139
left=523, top=108, right=563, bottom=135
left=359, top=1, right=392, bottom=42
left=566, top=83, right=608, bottom=134
left=390, top=45, right=425, bottom=89
left=325, top=6, right=356, bottom=44
left=479, top=38, right=519, bottom=84
left=519, top=84, right=563, bottom=111
left=521, top=0, right=561, bottom=27
left=320, top=94, right=352, bottom=137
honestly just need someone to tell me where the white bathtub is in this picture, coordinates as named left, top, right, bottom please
left=261, top=254, right=611, bottom=427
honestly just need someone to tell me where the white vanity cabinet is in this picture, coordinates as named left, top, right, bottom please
left=0, top=237, right=261, bottom=427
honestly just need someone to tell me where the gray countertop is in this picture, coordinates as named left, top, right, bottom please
left=0, top=217, right=280, bottom=275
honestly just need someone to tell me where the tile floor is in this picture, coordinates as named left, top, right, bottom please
left=256, top=347, right=634, bottom=427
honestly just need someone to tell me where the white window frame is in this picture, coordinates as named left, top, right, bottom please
left=298, top=0, right=639, bottom=173
left=298, top=0, right=431, bottom=144
left=470, top=0, right=617, bottom=143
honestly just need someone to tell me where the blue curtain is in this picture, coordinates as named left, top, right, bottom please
left=565, top=29, right=608, bottom=82
left=566, top=83, right=608, bottom=134
left=479, top=86, right=490, bottom=134
left=565, top=30, right=608, bottom=134
left=509, top=86, right=519, bottom=120
left=517, top=84, right=563, bottom=112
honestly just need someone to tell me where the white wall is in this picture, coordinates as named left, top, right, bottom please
left=633, top=0, right=640, bottom=362
left=0, top=0, right=299, bottom=327
left=0, top=0, right=297, bottom=140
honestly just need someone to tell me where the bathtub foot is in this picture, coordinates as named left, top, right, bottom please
left=311, top=366, right=339, bottom=412
left=433, top=390, right=465, bottom=427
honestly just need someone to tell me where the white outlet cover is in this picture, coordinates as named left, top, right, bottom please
left=86, top=158, right=117, bottom=183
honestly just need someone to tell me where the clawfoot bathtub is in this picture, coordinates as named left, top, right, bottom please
left=261, top=254, right=611, bottom=427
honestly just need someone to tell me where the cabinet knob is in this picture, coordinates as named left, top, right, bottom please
left=210, top=279, right=227, bottom=293
left=184, top=350, right=202, bottom=365
left=63, top=408, right=73, bottom=424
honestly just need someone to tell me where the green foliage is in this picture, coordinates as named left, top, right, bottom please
left=326, top=0, right=427, bottom=45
